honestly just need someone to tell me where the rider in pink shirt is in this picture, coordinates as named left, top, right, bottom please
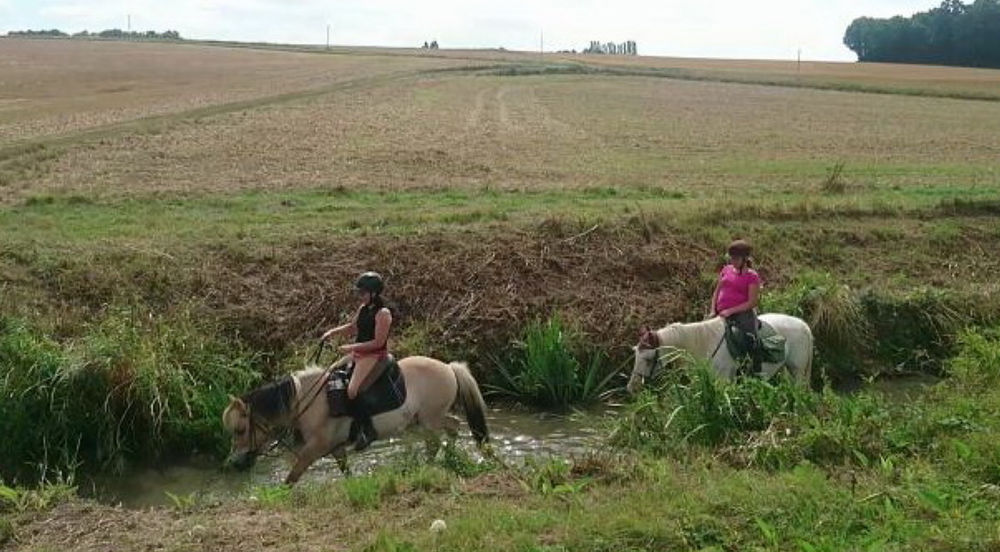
left=709, top=240, right=762, bottom=371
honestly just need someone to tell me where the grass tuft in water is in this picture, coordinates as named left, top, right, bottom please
left=485, top=316, right=619, bottom=409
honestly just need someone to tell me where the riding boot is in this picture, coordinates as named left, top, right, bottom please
left=749, top=335, right=763, bottom=376
left=348, top=394, right=377, bottom=452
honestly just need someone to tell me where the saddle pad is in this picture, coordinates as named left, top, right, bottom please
left=724, top=321, right=787, bottom=365
left=327, top=358, right=407, bottom=417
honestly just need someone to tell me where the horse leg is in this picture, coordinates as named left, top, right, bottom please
left=626, top=373, right=644, bottom=394
left=332, top=445, right=351, bottom=477
left=419, top=412, right=460, bottom=457
left=423, top=430, right=442, bottom=460
left=285, top=438, right=329, bottom=485
left=442, top=414, right=461, bottom=440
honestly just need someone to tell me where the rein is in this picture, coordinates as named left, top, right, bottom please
left=246, top=341, right=337, bottom=458
left=710, top=331, right=726, bottom=360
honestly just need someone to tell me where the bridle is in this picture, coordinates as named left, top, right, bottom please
left=636, top=326, right=663, bottom=378
left=636, top=326, right=688, bottom=379
left=241, top=341, right=338, bottom=459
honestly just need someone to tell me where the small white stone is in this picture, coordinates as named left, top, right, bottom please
left=430, top=519, right=447, bottom=533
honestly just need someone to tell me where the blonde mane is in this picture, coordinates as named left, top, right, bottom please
left=655, top=317, right=725, bottom=358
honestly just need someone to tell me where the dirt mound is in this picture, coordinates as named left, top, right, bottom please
left=205, top=221, right=711, bottom=366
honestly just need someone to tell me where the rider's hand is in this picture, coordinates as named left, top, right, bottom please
left=338, top=344, right=353, bottom=353
left=718, top=309, right=732, bottom=319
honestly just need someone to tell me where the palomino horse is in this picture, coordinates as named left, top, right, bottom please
left=222, top=356, right=489, bottom=485
left=627, top=314, right=814, bottom=393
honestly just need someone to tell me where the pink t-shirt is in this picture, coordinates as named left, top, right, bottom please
left=715, top=265, right=760, bottom=313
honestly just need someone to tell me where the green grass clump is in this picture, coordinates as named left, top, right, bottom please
left=763, top=271, right=870, bottom=382
left=341, top=476, right=384, bottom=510
left=947, top=328, right=1000, bottom=387
left=860, top=288, right=970, bottom=374
left=614, top=326, right=1000, bottom=476
left=611, top=363, right=821, bottom=457
left=486, top=316, right=618, bottom=409
left=0, top=308, right=260, bottom=483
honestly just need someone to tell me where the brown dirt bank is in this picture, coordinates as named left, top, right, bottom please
left=6, top=210, right=999, bottom=378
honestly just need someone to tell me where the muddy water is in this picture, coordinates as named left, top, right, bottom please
left=86, top=407, right=612, bottom=509
left=84, top=375, right=940, bottom=509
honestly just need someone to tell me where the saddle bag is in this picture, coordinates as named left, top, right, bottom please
left=326, top=369, right=351, bottom=417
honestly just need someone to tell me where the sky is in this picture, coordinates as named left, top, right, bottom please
left=0, top=0, right=942, bottom=61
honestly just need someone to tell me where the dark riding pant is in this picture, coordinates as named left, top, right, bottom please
left=727, top=310, right=762, bottom=374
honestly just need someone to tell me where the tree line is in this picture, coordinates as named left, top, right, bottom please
left=844, top=0, right=1000, bottom=67
left=7, top=29, right=181, bottom=40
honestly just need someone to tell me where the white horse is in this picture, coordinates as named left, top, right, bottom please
left=627, top=314, right=814, bottom=393
left=222, top=356, right=489, bottom=485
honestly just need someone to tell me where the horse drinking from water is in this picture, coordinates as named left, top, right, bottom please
left=627, top=314, right=814, bottom=394
left=222, top=356, right=489, bottom=485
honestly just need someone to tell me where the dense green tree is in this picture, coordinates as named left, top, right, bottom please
left=844, top=0, right=1000, bottom=67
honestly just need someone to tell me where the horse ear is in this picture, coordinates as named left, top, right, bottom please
left=228, top=395, right=245, bottom=412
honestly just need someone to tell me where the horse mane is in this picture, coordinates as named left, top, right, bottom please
left=242, top=376, right=295, bottom=420
left=657, top=317, right=724, bottom=356
left=298, top=365, right=328, bottom=377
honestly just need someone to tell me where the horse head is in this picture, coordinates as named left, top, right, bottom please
left=222, top=376, right=295, bottom=471
left=628, top=326, right=662, bottom=394
left=222, top=396, right=263, bottom=471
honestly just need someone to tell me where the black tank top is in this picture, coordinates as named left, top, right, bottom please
left=356, top=303, right=381, bottom=344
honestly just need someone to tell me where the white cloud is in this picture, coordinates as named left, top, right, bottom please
left=5, top=0, right=942, bottom=61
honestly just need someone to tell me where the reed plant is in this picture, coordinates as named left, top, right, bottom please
left=486, top=316, right=619, bottom=409
left=0, top=308, right=259, bottom=483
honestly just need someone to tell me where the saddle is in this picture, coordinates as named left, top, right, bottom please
left=326, top=356, right=406, bottom=418
left=724, top=320, right=787, bottom=368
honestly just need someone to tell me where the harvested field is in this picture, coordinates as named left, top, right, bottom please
left=552, top=52, right=1000, bottom=97
left=5, top=72, right=1000, bottom=202
left=1, top=40, right=998, bottom=349
left=0, top=38, right=467, bottom=143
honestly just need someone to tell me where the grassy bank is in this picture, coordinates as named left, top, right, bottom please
left=2, top=38, right=1000, bottom=488
left=5, top=327, right=1000, bottom=551
left=2, top=199, right=999, bottom=481
left=0, top=310, right=260, bottom=483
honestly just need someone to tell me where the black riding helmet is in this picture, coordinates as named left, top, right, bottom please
left=355, top=271, right=384, bottom=294
left=727, top=240, right=752, bottom=258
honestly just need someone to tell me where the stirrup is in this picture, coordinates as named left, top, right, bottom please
left=354, top=421, right=376, bottom=452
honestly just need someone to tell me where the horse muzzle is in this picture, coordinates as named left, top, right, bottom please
left=225, top=451, right=258, bottom=472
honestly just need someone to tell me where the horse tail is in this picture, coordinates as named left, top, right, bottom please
left=797, top=321, right=815, bottom=388
left=450, top=361, right=490, bottom=445
left=804, top=324, right=815, bottom=387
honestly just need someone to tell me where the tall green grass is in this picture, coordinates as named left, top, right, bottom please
left=613, top=326, right=1000, bottom=476
left=485, top=316, right=619, bottom=409
left=0, top=308, right=260, bottom=483
left=763, top=272, right=1000, bottom=382
left=763, top=271, right=870, bottom=382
